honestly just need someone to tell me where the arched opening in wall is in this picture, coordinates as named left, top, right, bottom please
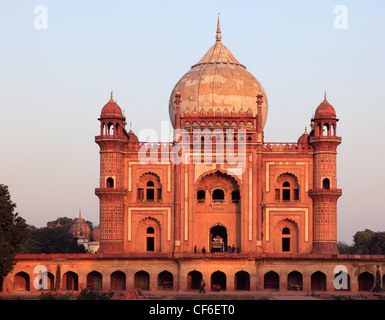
left=311, top=271, right=326, bottom=291
left=212, top=189, right=225, bottom=203
left=192, top=121, right=199, bottom=130
left=323, top=178, right=330, bottom=190
left=282, top=227, right=291, bottom=252
left=235, top=271, right=250, bottom=290
left=209, top=225, right=228, bottom=253
left=138, top=217, right=161, bottom=252
left=158, top=271, right=173, bottom=291
left=323, top=123, right=330, bottom=136
left=107, top=122, right=114, bottom=135
left=275, top=173, right=300, bottom=202
left=37, top=272, right=54, bottom=291
left=115, top=123, right=120, bottom=136
left=14, top=272, right=30, bottom=291
left=282, top=182, right=290, bottom=201
left=137, top=173, right=162, bottom=202
left=134, top=271, right=150, bottom=290
left=146, top=181, right=155, bottom=201
left=187, top=271, right=202, bottom=290
left=215, top=121, right=222, bottom=130
left=264, top=271, right=279, bottom=290
left=287, top=271, right=303, bottom=291
left=274, top=219, right=299, bottom=253
left=106, top=177, right=114, bottom=188
left=358, top=272, right=374, bottom=291
left=317, top=123, right=322, bottom=136
left=200, top=121, right=206, bottom=130
left=63, top=271, right=78, bottom=291
left=0, top=276, right=3, bottom=292
left=331, top=123, right=336, bottom=136
left=223, top=121, right=230, bottom=130
left=211, top=271, right=226, bottom=291
left=197, top=190, right=205, bottom=203
left=334, top=271, right=350, bottom=291
left=184, top=121, right=191, bottom=131
left=111, top=271, right=126, bottom=290
left=146, top=226, right=155, bottom=251
left=231, top=190, right=240, bottom=203
left=87, top=271, right=102, bottom=291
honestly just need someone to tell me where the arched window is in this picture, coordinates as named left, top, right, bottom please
left=147, top=227, right=154, bottom=234
left=282, top=181, right=291, bottom=201
left=146, top=181, right=155, bottom=201
left=106, top=177, right=114, bottom=188
left=323, top=178, right=330, bottom=189
left=275, top=174, right=300, bottom=202
left=282, top=227, right=290, bottom=252
left=184, top=121, right=191, bottom=131
left=231, top=190, right=240, bottom=203
left=147, top=227, right=155, bottom=251
left=137, top=173, right=162, bottom=202
left=212, top=189, right=225, bottom=202
left=197, top=190, right=205, bottom=203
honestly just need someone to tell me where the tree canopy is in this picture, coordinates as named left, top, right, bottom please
left=338, top=229, right=385, bottom=255
left=0, top=184, right=29, bottom=278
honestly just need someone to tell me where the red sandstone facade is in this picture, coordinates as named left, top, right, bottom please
left=2, top=22, right=384, bottom=295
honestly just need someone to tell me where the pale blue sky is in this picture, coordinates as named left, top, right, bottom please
left=0, top=1, right=384, bottom=244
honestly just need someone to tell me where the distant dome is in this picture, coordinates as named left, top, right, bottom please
left=127, top=130, right=139, bottom=143
left=315, top=94, right=336, bottom=119
left=169, top=19, right=268, bottom=128
left=92, top=225, right=100, bottom=242
left=70, top=212, right=91, bottom=241
left=100, top=92, right=124, bottom=119
left=297, top=127, right=309, bottom=144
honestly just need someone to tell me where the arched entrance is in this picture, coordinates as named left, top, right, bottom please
left=311, top=271, right=326, bottom=291
left=158, top=271, right=173, bottom=290
left=63, top=271, right=78, bottom=291
left=235, top=271, right=250, bottom=290
left=111, top=271, right=126, bottom=290
left=187, top=271, right=202, bottom=290
left=287, top=271, right=303, bottom=291
left=359, top=272, right=374, bottom=291
left=14, top=272, right=30, bottom=291
left=209, top=225, right=228, bottom=253
left=134, top=271, right=150, bottom=290
left=87, top=271, right=102, bottom=290
left=211, top=271, right=226, bottom=290
left=264, top=271, right=279, bottom=290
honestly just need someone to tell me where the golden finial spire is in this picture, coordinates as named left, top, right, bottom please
left=109, top=91, right=114, bottom=102
left=216, top=13, right=222, bottom=42
left=324, top=90, right=327, bottom=100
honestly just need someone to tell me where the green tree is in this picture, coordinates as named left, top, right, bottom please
left=0, top=184, right=29, bottom=278
left=18, top=225, right=86, bottom=254
left=352, top=229, right=375, bottom=254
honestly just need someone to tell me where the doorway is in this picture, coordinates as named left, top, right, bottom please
left=209, top=225, right=228, bottom=253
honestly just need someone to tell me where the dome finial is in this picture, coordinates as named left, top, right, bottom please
left=216, top=13, right=222, bottom=42
left=324, top=90, right=327, bottom=101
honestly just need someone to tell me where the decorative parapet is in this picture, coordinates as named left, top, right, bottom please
left=264, top=142, right=312, bottom=152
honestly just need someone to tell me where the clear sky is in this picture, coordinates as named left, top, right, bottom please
left=0, top=0, right=384, bottom=244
